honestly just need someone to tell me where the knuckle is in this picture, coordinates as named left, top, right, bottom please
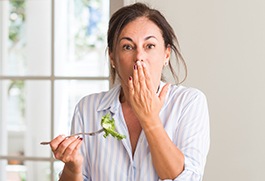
left=139, top=76, right=145, bottom=82
left=60, top=142, right=68, bottom=149
left=54, top=152, right=62, bottom=160
left=65, top=146, right=74, bottom=153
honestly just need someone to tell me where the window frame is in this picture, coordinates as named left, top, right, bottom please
left=0, top=0, right=114, bottom=180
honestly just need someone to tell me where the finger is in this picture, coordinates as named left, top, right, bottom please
left=141, top=62, right=154, bottom=93
left=158, top=83, right=171, bottom=102
left=64, top=137, right=83, bottom=155
left=71, top=138, right=83, bottom=159
left=132, top=63, right=139, bottom=93
left=53, top=136, right=77, bottom=160
left=50, top=135, right=66, bottom=152
left=63, top=137, right=83, bottom=161
left=136, top=61, right=147, bottom=90
left=128, top=76, right=134, bottom=96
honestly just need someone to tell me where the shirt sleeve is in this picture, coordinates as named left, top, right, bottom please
left=174, top=89, right=210, bottom=181
left=158, top=169, right=202, bottom=181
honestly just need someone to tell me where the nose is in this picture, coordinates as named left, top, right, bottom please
left=135, top=48, right=146, bottom=63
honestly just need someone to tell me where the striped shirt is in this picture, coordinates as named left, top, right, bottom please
left=70, top=82, right=210, bottom=181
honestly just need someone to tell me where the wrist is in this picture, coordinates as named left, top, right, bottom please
left=145, top=123, right=163, bottom=131
left=141, top=117, right=163, bottom=132
left=59, top=163, right=83, bottom=181
left=64, top=162, right=83, bottom=174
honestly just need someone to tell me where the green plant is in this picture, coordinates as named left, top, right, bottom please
left=8, top=80, right=25, bottom=118
left=9, top=0, right=25, bottom=43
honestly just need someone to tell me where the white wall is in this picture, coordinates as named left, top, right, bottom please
left=138, top=0, right=265, bottom=180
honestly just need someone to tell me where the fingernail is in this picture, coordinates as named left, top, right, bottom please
left=79, top=137, right=83, bottom=141
left=129, top=76, right=132, bottom=80
left=134, top=64, right=137, bottom=70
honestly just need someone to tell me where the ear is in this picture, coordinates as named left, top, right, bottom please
left=165, top=45, right=171, bottom=63
left=109, top=50, right=115, bottom=68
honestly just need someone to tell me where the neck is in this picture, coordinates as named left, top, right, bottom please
left=119, top=88, right=126, bottom=103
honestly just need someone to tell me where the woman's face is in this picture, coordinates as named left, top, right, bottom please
left=110, top=17, right=170, bottom=89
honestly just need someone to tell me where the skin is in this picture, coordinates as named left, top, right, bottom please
left=50, top=17, right=184, bottom=180
left=50, top=135, right=83, bottom=180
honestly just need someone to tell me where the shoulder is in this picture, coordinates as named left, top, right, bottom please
left=78, top=91, right=107, bottom=105
left=164, top=85, right=209, bottom=126
left=75, top=91, right=105, bottom=109
left=169, top=84, right=207, bottom=101
left=165, top=84, right=208, bottom=110
left=75, top=84, right=121, bottom=112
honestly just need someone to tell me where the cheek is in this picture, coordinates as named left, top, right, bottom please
left=115, top=58, right=134, bottom=78
left=117, top=52, right=135, bottom=67
left=147, top=62, right=164, bottom=79
left=150, top=55, right=165, bottom=70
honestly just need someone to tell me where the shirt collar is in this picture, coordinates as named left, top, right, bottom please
left=96, top=84, right=121, bottom=114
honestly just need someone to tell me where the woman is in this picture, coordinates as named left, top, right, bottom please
left=50, top=3, right=210, bottom=181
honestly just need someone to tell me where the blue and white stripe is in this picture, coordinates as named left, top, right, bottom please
left=69, top=82, right=210, bottom=181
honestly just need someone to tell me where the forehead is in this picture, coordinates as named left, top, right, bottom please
left=119, top=17, right=163, bottom=40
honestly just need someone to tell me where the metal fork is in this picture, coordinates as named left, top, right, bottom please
left=40, top=128, right=104, bottom=145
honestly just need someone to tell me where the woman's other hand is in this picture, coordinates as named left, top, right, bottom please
left=50, top=135, right=83, bottom=176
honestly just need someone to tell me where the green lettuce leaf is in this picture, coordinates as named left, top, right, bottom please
left=101, top=113, right=126, bottom=140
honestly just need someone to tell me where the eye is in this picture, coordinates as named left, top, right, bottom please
left=122, top=44, right=134, bottom=50
left=146, top=44, right=155, bottom=49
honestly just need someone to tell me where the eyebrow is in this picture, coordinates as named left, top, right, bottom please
left=119, top=35, right=158, bottom=43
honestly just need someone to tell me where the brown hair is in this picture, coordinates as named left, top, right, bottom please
left=107, top=3, right=187, bottom=84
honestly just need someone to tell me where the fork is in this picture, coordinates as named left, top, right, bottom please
left=40, top=128, right=104, bottom=145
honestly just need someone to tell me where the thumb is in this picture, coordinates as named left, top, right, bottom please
left=158, top=83, right=171, bottom=102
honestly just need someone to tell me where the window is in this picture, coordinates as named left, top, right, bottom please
left=0, top=0, right=110, bottom=180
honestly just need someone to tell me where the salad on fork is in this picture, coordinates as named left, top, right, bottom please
left=40, top=113, right=126, bottom=145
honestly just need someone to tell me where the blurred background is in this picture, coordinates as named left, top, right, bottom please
left=0, top=0, right=110, bottom=180
left=1, top=0, right=265, bottom=181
